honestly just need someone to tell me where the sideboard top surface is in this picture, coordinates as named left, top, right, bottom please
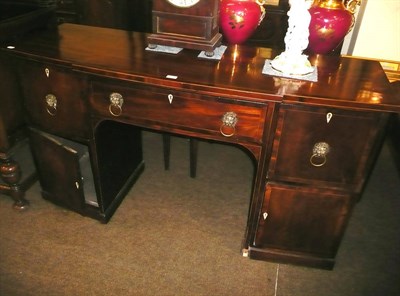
left=2, top=23, right=399, bottom=112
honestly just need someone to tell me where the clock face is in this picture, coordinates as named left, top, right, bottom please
left=167, top=0, right=200, bottom=8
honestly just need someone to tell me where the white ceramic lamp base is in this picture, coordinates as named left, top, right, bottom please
left=270, top=52, right=314, bottom=75
left=271, top=0, right=313, bottom=76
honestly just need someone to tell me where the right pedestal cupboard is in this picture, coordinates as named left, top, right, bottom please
left=249, top=103, right=389, bottom=268
left=2, top=24, right=399, bottom=270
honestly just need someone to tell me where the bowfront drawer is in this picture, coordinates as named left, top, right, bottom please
left=18, top=61, right=90, bottom=139
left=90, top=81, right=267, bottom=143
left=268, top=104, right=388, bottom=190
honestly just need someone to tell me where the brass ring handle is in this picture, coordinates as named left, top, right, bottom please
left=45, top=94, right=57, bottom=116
left=109, top=92, right=124, bottom=117
left=310, top=142, right=330, bottom=167
left=310, top=154, right=327, bottom=167
left=220, top=111, right=238, bottom=137
left=220, top=125, right=236, bottom=137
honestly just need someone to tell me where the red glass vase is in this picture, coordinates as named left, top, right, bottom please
left=308, top=0, right=354, bottom=54
left=219, top=0, right=265, bottom=45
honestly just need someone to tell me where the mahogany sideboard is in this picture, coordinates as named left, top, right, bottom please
left=1, top=24, right=399, bottom=269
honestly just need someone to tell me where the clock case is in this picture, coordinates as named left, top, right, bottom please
left=147, top=0, right=222, bottom=53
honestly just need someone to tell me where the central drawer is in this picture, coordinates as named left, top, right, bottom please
left=90, top=80, right=268, bottom=143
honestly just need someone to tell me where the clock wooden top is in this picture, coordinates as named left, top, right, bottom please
left=3, top=23, right=399, bottom=112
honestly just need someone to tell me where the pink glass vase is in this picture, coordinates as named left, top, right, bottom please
left=219, top=0, right=265, bottom=45
left=308, top=0, right=355, bottom=54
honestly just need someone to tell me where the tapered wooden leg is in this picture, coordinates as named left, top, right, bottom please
left=162, top=134, right=198, bottom=178
left=189, top=138, right=198, bottom=178
left=162, top=134, right=171, bottom=171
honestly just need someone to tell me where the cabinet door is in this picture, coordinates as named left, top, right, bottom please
left=29, top=128, right=96, bottom=214
left=268, top=104, right=388, bottom=190
left=254, top=183, right=354, bottom=258
left=18, top=61, right=90, bottom=140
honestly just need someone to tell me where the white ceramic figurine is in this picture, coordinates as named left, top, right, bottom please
left=270, top=0, right=314, bottom=75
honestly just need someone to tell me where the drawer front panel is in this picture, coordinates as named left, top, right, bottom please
left=90, top=81, right=267, bottom=143
left=269, top=104, right=387, bottom=188
left=18, top=62, right=89, bottom=139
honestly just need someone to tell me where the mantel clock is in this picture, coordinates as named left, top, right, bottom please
left=147, top=0, right=222, bottom=55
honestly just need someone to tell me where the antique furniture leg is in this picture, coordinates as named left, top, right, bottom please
left=388, top=81, right=400, bottom=174
left=0, top=155, right=30, bottom=210
left=162, top=134, right=198, bottom=178
left=162, top=134, right=171, bottom=171
left=189, top=138, right=198, bottom=178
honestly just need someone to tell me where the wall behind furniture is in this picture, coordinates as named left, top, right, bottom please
left=342, top=0, right=400, bottom=61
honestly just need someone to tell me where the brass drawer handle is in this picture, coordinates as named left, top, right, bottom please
left=310, top=142, right=330, bottom=167
left=220, top=111, right=238, bottom=137
left=45, top=94, right=57, bottom=116
left=109, top=92, right=124, bottom=116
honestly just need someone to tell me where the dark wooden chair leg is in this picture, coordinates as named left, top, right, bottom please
left=189, top=138, right=198, bottom=178
left=162, top=134, right=170, bottom=170
left=387, top=82, right=400, bottom=175
left=162, top=134, right=198, bottom=178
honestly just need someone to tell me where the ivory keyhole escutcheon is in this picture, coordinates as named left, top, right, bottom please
left=168, top=94, right=174, bottom=104
left=326, top=112, right=333, bottom=123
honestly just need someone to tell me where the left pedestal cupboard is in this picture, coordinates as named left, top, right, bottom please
left=1, top=24, right=399, bottom=269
